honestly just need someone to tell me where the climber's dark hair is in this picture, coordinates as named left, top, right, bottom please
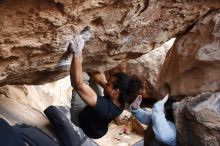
left=127, top=76, right=143, bottom=104
left=164, top=97, right=176, bottom=123
left=112, top=72, right=142, bottom=107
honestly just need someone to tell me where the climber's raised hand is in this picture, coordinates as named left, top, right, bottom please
left=69, top=34, right=85, bottom=56
left=68, top=26, right=91, bottom=56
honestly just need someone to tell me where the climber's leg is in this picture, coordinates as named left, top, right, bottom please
left=44, top=106, right=87, bottom=146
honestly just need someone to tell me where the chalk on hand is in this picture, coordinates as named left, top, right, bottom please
left=80, top=26, right=91, bottom=41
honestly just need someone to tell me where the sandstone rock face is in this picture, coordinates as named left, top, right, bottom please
left=106, top=38, right=175, bottom=98
left=0, top=1, right=220, bottom=145
left=158, top=11, right=220, bottom=98
left=173, top=92, right=220, bottom=146
left=0, top=76, right=71, bottom=128
left=0, top=0, right=219, bottom=85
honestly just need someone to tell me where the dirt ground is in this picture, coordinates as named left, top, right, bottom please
left=93, top=122, right=143, bottom=146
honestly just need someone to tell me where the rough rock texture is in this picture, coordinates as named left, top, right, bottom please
left=0, top=0, right=220, bottom=85
left=173, top=92, right=220, bottom=146
left=158, top=11, right=220, bottom=98
left=0, top=1, right=220, bottom=145
left=106, top=38, right=175, bottom=98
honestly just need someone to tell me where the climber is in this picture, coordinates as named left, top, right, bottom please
left=44, top=27, right=142, bottom=146
left=130, top=94, right=176, bottom=146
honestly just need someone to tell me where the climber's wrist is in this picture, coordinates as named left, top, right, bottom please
left=73, top=53, right=83, bottom=58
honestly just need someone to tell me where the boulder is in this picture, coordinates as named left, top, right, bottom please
left=106, top=38, right=175, bottom=98
left=173, top=92, right=220, bottom=146
left=0, top=76, right=71, bottom=126
left=0, top=0, right=219, bottom=85
left=158, top=11, right=220, bottom=98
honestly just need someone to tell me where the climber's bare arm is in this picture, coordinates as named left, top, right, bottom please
left=89, top=72, right=108, bottom=89
left=69, top=33, right=97, bottom=108
left=70, top=54, right=97, bottom=107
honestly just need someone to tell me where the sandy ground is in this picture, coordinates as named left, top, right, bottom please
left=93, top=122, right=143, bottom=146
